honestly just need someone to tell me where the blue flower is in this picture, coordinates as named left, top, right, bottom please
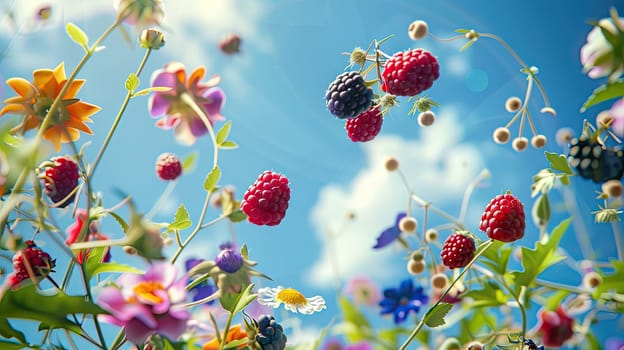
left=379, top=279, right=428, bottom=324
left=373, top=212, right=406, bottom=249
left=185, top=258, right=217, bottom=304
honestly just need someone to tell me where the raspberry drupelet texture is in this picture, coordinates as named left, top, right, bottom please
left=479, top=193, right=526, bottom=242
left=567, top=137, right=624, bottom=183
left=255, top=314, right=287, bottom=350
left=325, top=71, right=374, bottom=119
left=440, top=232, right=476, bottom=269
left=155, top=153, right=183, bottom=181
left=345, top=106, right=383, bottom=142
left=381, top=48, right=440, bottom=96
left=10, top=240, right=55, bottom=287
left=40, top=156, right=80, bottom=208
left=240, top=171, right=291, bottom=226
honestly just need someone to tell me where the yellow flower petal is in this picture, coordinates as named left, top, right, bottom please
left=66, top=101, right=101, bottom=119
left=6, top=78, right=37, bottom=99
left=0, top=104, right=28, bottom=116
left=63, top=79, right=85, bottom=99
left=33, top=69, right=60, bottom=97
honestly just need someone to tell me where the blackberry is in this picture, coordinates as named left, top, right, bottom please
left=325, top=71, right=373, bottom=119
left=568, top=137, right=624, bottom=183
left=255, top=315, right=287, bottom=350
left=523, top=339, right=544, bottom=350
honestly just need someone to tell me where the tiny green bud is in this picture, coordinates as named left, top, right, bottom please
left=139, top=28, right=165, bottom=49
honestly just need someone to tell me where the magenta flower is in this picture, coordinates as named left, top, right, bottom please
left=580, top=17, right=624, bottom=80
left=609, top=98, right=624, bottom=137
left=149, top=62, right=226, bottom=145
left=97, top=262, right=190, bottom=344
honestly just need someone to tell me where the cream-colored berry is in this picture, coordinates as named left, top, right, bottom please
left=425, top=228, right=438, bottom=242
left=399, top=216, right=417, bottom=233
left=408, top=20, right=428, bottom=40
left=492, top=127, right=511, bottom=144
left=418, top=111, right=435, bottom=127
left=466, top=341, right=484, bottom=350
left=384, top=157, right=399, bottom=171
left=407, top=259, right=426, bottom=275
left=531, top=134, right=547, bottom=148
left=505, top=97, right=522, bottom=112
left=540, top=106, right=557, bottom=116
left=430, top=273, right=449, bottom=290
left=123, top=246, right=137, bottom=255
left=596, top=110, right=614, bottom=128
left=512, top=137, right=528, bottom=151
left=162, top=237, right=173, bottom=246
left=555, top=127, right=574, bottom=147
left=582, top=271, right=602, bottom=289
left=411, top=251, right=424, bottom=261
left=602, top=179, right=623, bottom=198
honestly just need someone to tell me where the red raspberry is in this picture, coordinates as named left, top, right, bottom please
left=479, top=193, right=526, bottom=242
left=240, top=170, right=290, bottom=226
left=537, top=306, right=574, bottom=347
left=381, top=49, right=440, bottom=96
left=40, top=156, right=80, bottom=208
left=10, top=240, right=55, bottom=287
left=156, top=153, right=182, bottom=180
left=440, top=232, right=476, bottom=269
left=345, top=106, right=383, bottom=142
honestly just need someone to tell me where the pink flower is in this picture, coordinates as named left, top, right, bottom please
left=609, top=98, right=624, bottom=137
left=343, top=275, right=381, bottom=307
left=113, top=0, right=164, bottom=28
left=580, top=18, right=624, bottom=80
left=97, top=262, right=190, bottom=344
left=536, top=306, right=575, bottom=348
left=149, top=62, right=225, bottom=145
left=66, top=209, right=110, bottom=264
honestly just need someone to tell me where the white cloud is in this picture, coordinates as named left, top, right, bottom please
left=306, top=107, right=485, bottom=288
left=445, top=54, right=469, bottom=77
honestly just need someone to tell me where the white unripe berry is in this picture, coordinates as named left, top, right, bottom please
left=505, top=97, right=522, bottom=112
left=425, top=228, right=438, bottom=242
left=430, top=273, right=449, bottom=290
left=555, top=127, right=574, bottom=147
left=540, top=107, right=557, bottom=116
left=408, top=20, right=428, bottom=40
left=466, top=341, right=484, bottom=350
left=493, top=127, right=511, bottom=144
left=123, top=246, right=137, bottom=255
left=582, top=271, right=602, bottom=289
left=407, top=259, right=426, bottom=275
left=384, top=157, right=399, bottom=171
left=512, top=137, right=528, bottom=151
left=399, top=216, right=417, bottom=233
left=531, top=134, right=547, bottom=148
left=596, top=110, right=614, bottom=128
left=602, top=179, right=623, bottom=198
left=418, top=111, right=436, bottom=127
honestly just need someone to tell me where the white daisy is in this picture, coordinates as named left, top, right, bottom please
left=257, top=286, right=326, bottom=314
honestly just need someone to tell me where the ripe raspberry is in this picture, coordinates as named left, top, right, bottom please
left=381, top=48, right=440, bottom=96
left=10, top=240, right=55, bottom=287
left=537, top=307, right=574, bottom=347
left=240, top=171, right=290, bottom=226
left=255, top=315, right=287, bottom=350
left=345, top=106, right=383, bottom=142
left=479, top=193, right=526, bottom=242
left=155, top=153, right=182, bottom=180
left=440, top=232, right=476, bottom=269
left=40, top=156, right=80, bottom=208
left=567, top=137, right=624, bottom=183
left=325, top=71, right=373, bottom=119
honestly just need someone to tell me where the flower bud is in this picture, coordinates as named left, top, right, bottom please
left=139, top=28, right=165, bottom=49
left=602, top=179, right=623, bottom=198
left=219, top=33, right=242, bottom=55
left=425, top=228, right=438, bottom=242
left=408, top=20, right=428, bottom=40
left=555, top=127, right=574, bottom=147
left=596, top=110, right=614, bottom=128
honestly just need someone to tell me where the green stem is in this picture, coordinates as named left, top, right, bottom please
left=180, top=92, right=219, bottom=169
left=498, top=279, right=527, bottom=340
left=219, top=311, right=235, bottom=350
left=534, top=279, right=591, bottom=295
left=399, top=240, right=494, bottom=350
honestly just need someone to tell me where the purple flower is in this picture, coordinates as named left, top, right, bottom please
left=606, top=337, right=624, bottom=350
left=113, top=0, right=164, bottom=28
left=379, top=278, right=428, bottom=324
left=185, top=258, right=217, bottom=304
left=580, top=17, right=624, bottom=80
left=149, top=62, right=225, bottom=145
left=97, top=262, right=190, bottom=344
left=373, top=212, right=406, bottom=249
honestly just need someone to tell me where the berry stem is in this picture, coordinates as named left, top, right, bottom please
left=219, top=310, right=236, bottom=350
left=478, top=33, right=528, bottom=69
left=182, top=289, right=221, bottom=307
left=180, top=92, right=220, bottom=170
left=399, top=240, right=494, bottom=350
left=145, top=179, right=178, bottom=220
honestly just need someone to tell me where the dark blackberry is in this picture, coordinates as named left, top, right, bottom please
left=568, top=137, right=624, bottom=183
left=523, top=339, right=545, bottom=350
left=255, top=315, right=287, bottom=350
left=325, top=71, right=373, bottom=119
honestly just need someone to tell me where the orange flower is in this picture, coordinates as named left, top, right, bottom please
left=0, top=62, right=100, bottom=151
left=202, top=324, right=248, bottom=350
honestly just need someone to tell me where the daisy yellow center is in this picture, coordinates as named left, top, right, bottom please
left=132, top=281, right=165, bottom=303
left=276, top=288, right=307, bottom=306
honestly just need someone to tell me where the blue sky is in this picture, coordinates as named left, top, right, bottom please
left=1, top=0, right=623, bottom=348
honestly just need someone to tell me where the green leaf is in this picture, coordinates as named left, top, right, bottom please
left=458, top=308, right=497, bottom=344
left=531, top=193, right=551, bottom=228
left=545, top=290, right=570, bottom=311
left=65, top=22, right=89, bottom=50
left=460, top=39, right=477, bottom=52
left=182, top=151, right=199, bottom=173
left=204, top=166, right=221, bottom=192
left=223, top=338, right=249, bottom=350
left=228, top=209, right=247, bottom=222
left=582, top=332, right=602, bottom=350
left=510, top=218, right=572, bottom=290
left=531, top=169, right=556, bottom=197
left=168, top=204, right=192, bottom=231
left=0, top=318, right=26, bottom=344
left=132, top=86, right=171, bottom=97
left=594, top=259, right=624, bottom=298
left=463, top=281, right=508, bottom=308
left=219, top=140, right=238, bottom=149
left=108, top=211, right=128, bottom=233
left=479, top=240, right=512, bottom=275
left=581, top=80, right=624, bottom=112
left=332, top=322, right=369, bottom=343
left=84, top=248, right=142, bottom=281
left=545, top=152, right=573, bottom=175
left=216, top=121, right=232, bottom=145
left=378, top=327, right=414, bottom=348
left=337, top=294, right=370, bottom=329
left=0, top=339, right=27, bottom=350
left=218, top=284, right=256, bottom=314
left=0, top=285, right=106, bottom=335
left=425, top=303, right=453, bottom=328
left=125, top=73, right=139, bottom=92
left=454, top=29, right=471, bottom=33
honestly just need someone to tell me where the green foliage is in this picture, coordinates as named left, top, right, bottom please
left=545, top=152, right=573, bottom=175
left=531, top=193, right=551, bottom=228
left=531, top=169, right=556, bottom=197
left=182, top=151, right=199, bottom=173
left=204, top=166, right=221, bottom=192
left=228, top=209, right=247, bottom=222
left=216, top=121, right=232, bottom=145
left=593, top=259, right=624, bottom=299
left=0, top=285, right=106, bottom=337
left=458, top=309, right=497, bottom=344
left=168, top=204, right=192, bottom=231
left=463, top=281, right=509, bottom=308
left=219, top=283, right=256, bottom=314
left=83, top=247, right=143, bottom=281
left=581, top=80, right=624, bottom=112
left=509, top=218, right=572, bottom=291
left=425, top=303, right=453, bottom=327
left=65, top=22, right=89, bottom=51
left=544, top=289, right=570, bottom=311
left=335, top=295, right=372, bottom=343
left=125, top=72, right=139, bottom=92
left=479, top=240, right=512, bottom=275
